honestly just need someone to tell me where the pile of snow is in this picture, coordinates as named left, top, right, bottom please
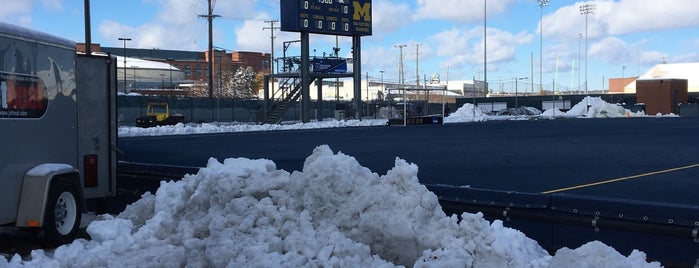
left=3, top=146, right=660, bottom=267
left=119, top=119, right=388, bottom=137
left=550, top=96, right=646, bottom=118
left=444, top=103, right=489, bottom=123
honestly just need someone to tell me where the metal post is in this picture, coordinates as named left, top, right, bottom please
left=580, top=2, right=596, bottom=96
left=167, top=58, right=174, bottom=96
left=301, top=32, right=310, bottom=123
left=537, top=0, right=549, bottom=94
left=483, top=0, right=487, bottom=96
left=353, top=36, right=363, bottom=120
left=118, top=37, right=131, bottom=93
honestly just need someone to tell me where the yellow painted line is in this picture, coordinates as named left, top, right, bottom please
left=542, top=163, right=699, bottom=194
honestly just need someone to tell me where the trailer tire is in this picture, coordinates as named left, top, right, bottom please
left=43, top=176, right=83, bottom=244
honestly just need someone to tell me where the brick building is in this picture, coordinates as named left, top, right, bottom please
left=77, top=43, right=270, bottom=86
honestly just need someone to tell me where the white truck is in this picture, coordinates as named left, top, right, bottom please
left=0, top=22, right=117, bottom=243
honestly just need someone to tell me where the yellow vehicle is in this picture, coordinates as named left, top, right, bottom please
left=135, top=102, right=184, bottom=127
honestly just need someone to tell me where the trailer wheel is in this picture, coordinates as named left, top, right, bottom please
left=43, top=177, right=83, bottom=244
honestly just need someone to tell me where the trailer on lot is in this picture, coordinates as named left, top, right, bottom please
left=0, top=22, right=117, bottom=244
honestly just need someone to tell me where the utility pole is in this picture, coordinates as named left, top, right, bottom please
left=264, top=20, right=279, bottom=96
left=395, top=44, right=407, bottom=126
left=199, top=0, right=219, bottom=98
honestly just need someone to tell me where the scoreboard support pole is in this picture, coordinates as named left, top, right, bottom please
left=301, top=31, right=311, bottom=123
left=353, top=35, right=362, bottom=119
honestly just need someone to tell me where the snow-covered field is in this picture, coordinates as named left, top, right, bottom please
left=2, top=97, right=669, bottom=267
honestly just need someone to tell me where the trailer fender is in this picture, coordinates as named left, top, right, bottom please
left=16, top=164, right=82, bottom=230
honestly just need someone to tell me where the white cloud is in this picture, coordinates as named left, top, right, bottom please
left=234, top=19, right=273, bottom=52
left=605, top=0, right=699, bottom=34
left=413, top=0, right=515, bottom=22
left=544, top=0, right=699, bottom=42
left=589, top=37, right=629, bottom=64
left=0, top=1, right=32, bottom=24
left=99, top=20, right=203, bottom=51
left=430, top=27, right=532, bottom=71
left=372, top=1, right=412, bottom=37
left=41, top=0, right=62, bottom=11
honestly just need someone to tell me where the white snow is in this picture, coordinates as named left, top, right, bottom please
left=118, top=120, right=389, bottom=137
left=25, top=163, right=74, bottom=177
left=1, top=146, right=661, bottom=267
left=0, top=97, right=672, bottom=267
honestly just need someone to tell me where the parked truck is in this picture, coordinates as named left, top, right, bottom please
left=0, top=22, right=117, bottom=243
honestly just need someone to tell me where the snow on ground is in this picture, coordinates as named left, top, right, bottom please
left=118, top=119, right=389, bottom=137
left=1, top=145, right=660, bottom=267
left=118, top=97, right=673, bottom=137
left=0, top=97, right=674, bottom=266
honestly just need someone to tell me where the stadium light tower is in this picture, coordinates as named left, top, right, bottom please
left=537, top=0, right=549, bottom=94
left=580, top=2, right=596, bottom=96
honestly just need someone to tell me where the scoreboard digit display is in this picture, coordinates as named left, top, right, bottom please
left=280, top=0, right=372, bottom=36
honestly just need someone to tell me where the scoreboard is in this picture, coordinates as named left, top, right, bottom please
left=280, top=0, right=372, bottom=36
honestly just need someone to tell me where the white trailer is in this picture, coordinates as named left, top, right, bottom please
left=0, top=22, right=117, bottom=243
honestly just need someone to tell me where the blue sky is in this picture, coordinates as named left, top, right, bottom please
left=3, top=0, right=699, bottom=92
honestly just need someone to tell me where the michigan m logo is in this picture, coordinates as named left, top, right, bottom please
left=353, top=1, right=371, bottom=22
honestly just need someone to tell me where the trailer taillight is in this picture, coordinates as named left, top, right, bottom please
left=84, top=154, right=98, bottom=187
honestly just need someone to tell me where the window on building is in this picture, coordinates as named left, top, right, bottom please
left=195, top=65, right=202, bottom=77
left=184, top=65, right=191, bottom=77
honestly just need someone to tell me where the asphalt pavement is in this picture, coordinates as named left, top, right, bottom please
left=118, top=117, right=699, bottom=206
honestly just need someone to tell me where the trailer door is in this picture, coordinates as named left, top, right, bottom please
left=76, top=54, right=117, bottom=199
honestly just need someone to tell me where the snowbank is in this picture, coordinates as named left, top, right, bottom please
left=118, top=119, right=388, bottom=137
left=561, top=96, right=645, bottom=118
left=3, top=146, right=660, bottom=267
left=443, top=103, right=489, bottom=123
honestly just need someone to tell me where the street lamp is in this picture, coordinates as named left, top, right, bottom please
left=514, top=77, right=528, bottom=108
left=118, top=37, right=131, bottom=93
left=537, top=0, right=549, bottom=94
left=167, top=58, right=175, bottom=93
left=580, top=2, right=596, bottom=96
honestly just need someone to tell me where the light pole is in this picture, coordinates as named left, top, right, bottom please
left=380, top=70, right=385, bottom=101
left=132, top=65, right=137, bottom=92
left=483, top=0, right=487, bottom=96
left=578, top=33, right=583, bottom=93
left=580, top=2, right=596, bottom=96
left=160, top=74, right=165, bottom=93
left=537, top=0, right=549, bottom=94
left=167, top=58, right=174, bottom=96
left=118, top=37, right=131, bottom=93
